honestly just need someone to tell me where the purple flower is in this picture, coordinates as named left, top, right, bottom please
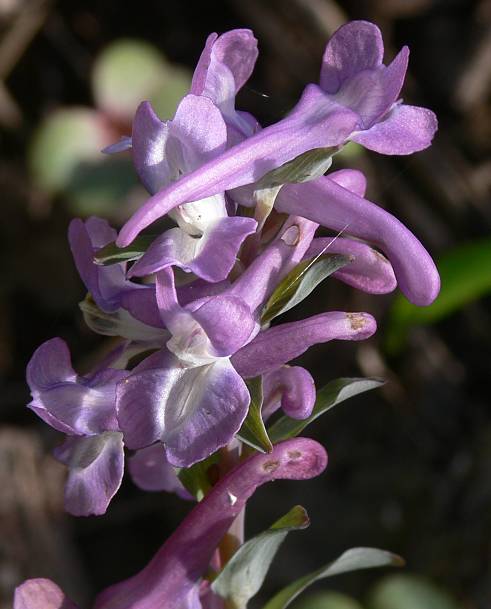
left=304, top=236, right=397, bottom=295
left=232, top=311, right=377, bottom=379
left=69, top=217, right=142, bottom=314
left=69, top=217, right=166, bottom=342
left=116, top=268, right=255, bottom=467
left=275, top=169, right=440, bottom=306
left=117, top=209, right=380, bottom=467
left=116, top=22, right=436, bottom=248
left=15, top=438, right=327, bottom=609
left=128, top=95, right=256, bottom=282
left=27, top=338, right=127, bottom=515
left=319, top=20, right=437, bottom=154
left=262, top=366, right=316, bottom=420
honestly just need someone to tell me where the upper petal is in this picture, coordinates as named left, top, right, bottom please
left=331, top=46, right=408, bottom=128
left=320, top=21, right=384, bottom=93
left=232, top=311, right=377, bottom=377
left=191, top=30, right=258, bottom=136
left=14, top=579, right=78, bottom=609
left=170, top=95, right=227, bottom=172
left=351, top=103, right=438, bottom=154
left=27, top=338, right=76, bottom=392
left=132, top=101, right=173, bottom=194
left=27, top=338, right=126, bottom=435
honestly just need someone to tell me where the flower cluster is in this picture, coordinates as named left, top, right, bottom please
left=17, top=21, right=439, bottom=609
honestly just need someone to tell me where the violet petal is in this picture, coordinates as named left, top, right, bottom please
left=320, top=20, right=384, bottom=94
left=129, top=216, right=256, bottom=283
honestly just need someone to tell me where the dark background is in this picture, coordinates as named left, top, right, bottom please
left=1, top=0, right=490, bottom=607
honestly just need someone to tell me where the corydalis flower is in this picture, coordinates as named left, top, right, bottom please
left=128, top=95, right=256, bottom=283
left=116, top=267, right=255, bottom=467
left=26, top=338, right=127, bottom=515
left=117, top=220, right=377, bottom=467
left=116, top=21, right=437, bottom=249
left=26, top=338, right=187, bottom=514
left=14, top=438, right=328, bottom=609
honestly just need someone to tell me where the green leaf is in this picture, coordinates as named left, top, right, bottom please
left=237, top=377, right=273, bottom=453
left=258, top=147, right=339, bottom=189
left=261, top=254, right=351, bottom=324
left=292, top=591, right=364, bottom=609
left=94, top=235, right=156, bottom=265
left=262, top=548, right=404, bottom=609
left=177, top=452, right=220, bottom=501
left=268, top=378, right=383, bottom=444
left=385, top=238, right=491, bottom=354
left=212, top=505, right=310, bottom=609
left=370, top=574, right=459, bottom=609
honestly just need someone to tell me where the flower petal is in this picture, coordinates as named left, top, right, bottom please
left=191, top=30, right=258, bottom=136
left=331, top=46, right=408, bottom=128
left=351, top=103, right=438, bottom=154
left=116, top=85, right=359, bottom=246
left=320, top=21, right=384, bottom=93
left=129, top=444, right=192, bottom=499
left=54, top=432, right=124, bottom=516
left=120, top=279, right=231, bottom=328
left=171, top=94, right=228, bottom=173
left=14, top=579, right=78, bottom=609
left=27, top=338, right=128, bottom=435
left=69, top=217, right=136, bottom=313
left=132, top=101, right=173, bottom=194
left=94, top=438, right=327, bottom=609
left=27, top=337, right=76, bottom=391
left=305, top=236, right=397, bottom=294
left=191, top=295, right=256, bottom=356
left=275, top=176, right=440, bottom=305
left=229, top=216, right=318, bottom=313
left=117, top=352, right=249, bottom=467
left=263, top=366, right=316, bottom=420
left=232, top=311, right=377, bottom=377
left=129, top=216, right=256, bottom=283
